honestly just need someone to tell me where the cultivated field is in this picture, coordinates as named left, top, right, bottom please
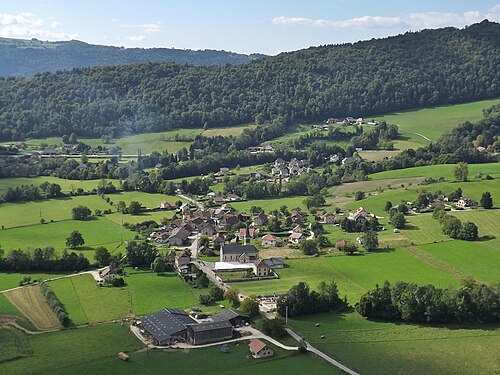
left=371, top=98, right=500, bottom=149
left=4, top=285, right=61, bottom=330
left=289, top=312, right=500, bottom=375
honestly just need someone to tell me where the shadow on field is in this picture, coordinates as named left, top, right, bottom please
left=403, top=224, right=419, bottom=230
left=476, top=235, right=496, bottom=242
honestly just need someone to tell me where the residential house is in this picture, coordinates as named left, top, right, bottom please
left=238, top=213, right=252, bottom=222
left=220, top=244, right=259, bottom=263
left=168, top=227, right=191, bottom=247
left=200, top=223, right=216, bottom=236
left=456, top=197, right=473, bottom=209
left=160, top=201, right=177, bottom=210
left=236, top=227, right=255, bottom=241
left=221, top=214, right=239, bottom=228
left=289, top=232, right=304, bottom=244
left=175, top=253, right=191, bottom=270
left=252, top=260, right=272, bottom=277
left=212, top=234, right=225, bottom=248
left=166, top=250, right=177, bottom=263
left=226, top=193, right=241, bottom=201
left=349, top=207, right=370, bottom=221
left=320, top=212, right=336, bottom=224
left=261, top=234, right=278, bottom=247
left=341, top=156, right=361, bottom=165
left=253, top=213, right=268, bottom=226
left=212, top=196, right=225, bottom=205
left=249, top=339, right=274, bottom=359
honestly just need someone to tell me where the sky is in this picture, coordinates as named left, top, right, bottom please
left=1, top=1, right=499, bottom=55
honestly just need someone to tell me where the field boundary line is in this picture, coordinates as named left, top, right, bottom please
left=402, top=246, right=484, bottom=284
left=68, top=276, right=89, bottom=324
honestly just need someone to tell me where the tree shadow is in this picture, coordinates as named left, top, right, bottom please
left=403, top=224, right=419, bottom=230
left=476, top=235, right=496, bottom=242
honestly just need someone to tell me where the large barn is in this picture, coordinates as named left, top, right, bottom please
left=141, top=308, right=248, bottom=346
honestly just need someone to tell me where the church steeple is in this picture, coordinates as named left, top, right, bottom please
left=244, top=222, right=251, bottom=245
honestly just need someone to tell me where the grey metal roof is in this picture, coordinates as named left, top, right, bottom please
left=221, top=244, right=258, bottom=255
left=211, top=309, right=248, bottom=322
left=142, top=309, right=194, bottom=343
left=187, top=320, right=233, bottom=332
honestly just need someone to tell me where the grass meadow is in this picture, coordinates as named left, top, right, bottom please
left=0, top=326, right=33, bottom=364
left=371, top=98, right=500, bottom=149
left=0, top=323, right=337, bottom=375
left=289, top=312, right=500, bottom=375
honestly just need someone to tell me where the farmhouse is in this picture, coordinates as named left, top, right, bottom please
left=175, top=252, right=191, bottom=272
left=263, top=257, right=284, bottom=269
left=249, top=339, right=274, bottom=359
left=220, top=244, right=259, bottom=263
left=253, top=212, right=268, bottom=226
left=349, top=207, right=370, bottom=221
left=160, top=201, right=177, bottom=210
left=261, top=234, right=278, bottom=247
left=456, top=197, right=473, bottom=209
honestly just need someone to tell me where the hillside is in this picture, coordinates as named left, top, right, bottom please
left=0, top=20, right=499, bottom=141
left=0, top=37, right=265, bottom=77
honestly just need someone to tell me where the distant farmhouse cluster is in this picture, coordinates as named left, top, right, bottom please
left=271, top=158, right=310, bottom=178
left=322, top=116, right=379, bottom=126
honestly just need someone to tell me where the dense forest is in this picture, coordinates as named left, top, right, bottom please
left=0, top=20, right=499, bottom=141
left=0, top=37, right=265, bottom=77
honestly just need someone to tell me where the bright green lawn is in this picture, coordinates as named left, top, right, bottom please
left=48, top=274, right=132, bottom=323
left=0, top=217, right=134, bottom=253
left=105, top=191, right=182, bottom=208
left=202, top=123, right=257, bottom=137
left=290, top=312, right=500, bottom=375
left=371, top=98, right=500, bottom=149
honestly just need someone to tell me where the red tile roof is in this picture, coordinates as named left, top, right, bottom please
left=249, top=339, right=267, bottom=354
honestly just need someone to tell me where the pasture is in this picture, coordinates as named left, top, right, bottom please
left=0, top=176, right=121, bottom=195
left=369, top=162, right=500, bottom=180
left=4, top=285, right=61, bottom=330
left=48, top=274, right=132, bottom=324
left=371, top=98, right=500, bottom=149
left=230, top=196, right=308, bottom=213
left=0, top=326, right=33, bottom=364
left=0, top=272, right=68, bottom=292
left=124, top=269, right=225, bottom=316
left=232, top=248, right=460, bottom=303
left=289, top=312, right=500, bottom=375
left=202, top=123, right=257, bottom=137
left=0, top=323, right=337, bottom=375
left=0, top=218, right=134, bottom=254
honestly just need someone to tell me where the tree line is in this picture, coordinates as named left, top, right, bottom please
left=357, top=280, right=500, bottom=324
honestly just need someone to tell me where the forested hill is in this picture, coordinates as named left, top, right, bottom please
left=1, top=20, right=499, bottom=141
left=0, top=37, right=265, bottom=77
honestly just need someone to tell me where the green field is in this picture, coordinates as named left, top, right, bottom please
left=0, top=218, right=134, bottom=254
left=0, top=177, right=121, bottom=195
left=0, top=326, right=33, bottom=364
left=48, top=274, right=132, bottom=324
left=202, top=123, right=257, bottom=137
left=0, top=272, right=69, bottom=293
left=125, top=269, right=227, bottom=316
left=0, top=323, right=337, bottom=375
left=290, top=312, right=500, bottom=375
left=369, top=162, right=500, bottom=181
left=371, top=98, right=500, bottom=149
left=232, top=248, right=460, bottom=302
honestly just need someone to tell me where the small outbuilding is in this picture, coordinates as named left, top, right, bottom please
left=117, top=352, right=129, bottom=361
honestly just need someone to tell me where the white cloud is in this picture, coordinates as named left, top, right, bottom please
left=272, top=5, right=500, bottom=30
left=128, top=35, right=146, bottom=42
left=0, top=12, right=77, bottom=40
left=121, top=22, right=162, bottom=34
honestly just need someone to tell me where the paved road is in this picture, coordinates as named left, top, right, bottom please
left=178, top=193, right=204, bottom=210
left=286, top=328, right=360, bottom=375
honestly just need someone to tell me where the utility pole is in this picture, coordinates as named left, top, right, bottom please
left=285, top=305, right=288, bottom=324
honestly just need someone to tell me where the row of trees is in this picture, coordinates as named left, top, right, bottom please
left=1, top=182, right=63, bottom=203
left=433, top=208, right=478, bottom=241
left=0, top=247, right=90, bottom=272
left=357, top=280, right=500, bottom=324
left=40, top=282, right=70, bottom=326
